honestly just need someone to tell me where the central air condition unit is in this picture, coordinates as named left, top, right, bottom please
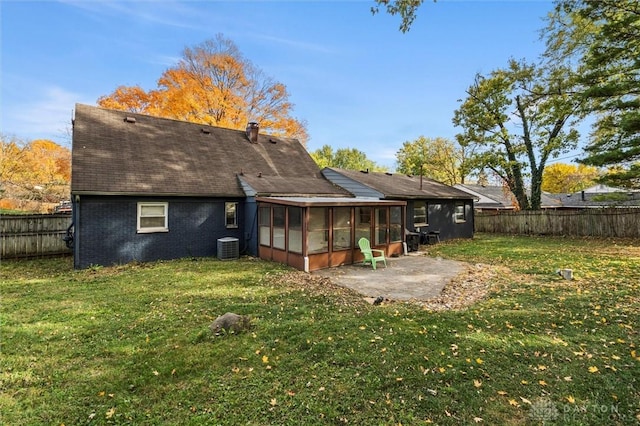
left=217, top=237, right=239, bottom=260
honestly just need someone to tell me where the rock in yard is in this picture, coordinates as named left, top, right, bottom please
left=210, top=312, right=251, bottom=335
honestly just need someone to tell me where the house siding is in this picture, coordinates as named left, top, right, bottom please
left=74, top=195, right=245, bottom=269
left=406, top=199, right=474, bottom=241
left=428, top=200, right=474, bottom=240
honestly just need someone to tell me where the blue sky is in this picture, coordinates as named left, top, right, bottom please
left=1, top=0, right=559, bottom=170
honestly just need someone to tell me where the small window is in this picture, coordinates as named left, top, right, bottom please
left=225, top=202, right=238, bottom=228
left=137, top=202, right=168, bottom=233
left=413, top=203, right=427, bottom=227
left=454, top=202, right=466, bottom=223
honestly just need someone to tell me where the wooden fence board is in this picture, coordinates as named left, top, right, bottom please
left=475, top=208, right=640, bottom=238
left=1, top=214, right=72, bottom=258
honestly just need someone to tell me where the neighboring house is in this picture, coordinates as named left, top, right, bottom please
left=71, top=104, right=407, bottom=271
left=454, top=184, right=562, bottom=211
left=553, top=185, right=640, bottom=209
left=323, top=168, right=475, bottom=242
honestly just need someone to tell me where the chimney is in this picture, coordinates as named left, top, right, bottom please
left=246, top=122, right=259, bottom=143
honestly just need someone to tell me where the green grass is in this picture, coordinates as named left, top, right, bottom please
left=1, top=234, right=639, bottom=425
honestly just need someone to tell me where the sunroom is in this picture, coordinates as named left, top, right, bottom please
left=256, top=197, right=407, bottom=272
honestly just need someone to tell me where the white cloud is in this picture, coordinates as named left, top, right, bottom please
left=3, top=85, right=89, bottom=146
left=60, top=0, right=198, bottom=30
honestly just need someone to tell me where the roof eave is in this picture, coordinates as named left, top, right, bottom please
left=71, top=190, right=245, bottom=198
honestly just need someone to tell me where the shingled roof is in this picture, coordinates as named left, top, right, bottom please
left=71, top=104, right=347, bottom=197
left=454, top=184, right=563, bottom=209
left=323, top=168, right=474, bottom=200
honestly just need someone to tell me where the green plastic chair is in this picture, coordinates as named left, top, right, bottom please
left=358, top=237, right=387, bottom=270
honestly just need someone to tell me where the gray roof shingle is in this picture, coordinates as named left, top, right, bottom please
left=71, top=104, right=346, bottom=197
left=324, top=168, right=474, bottom=200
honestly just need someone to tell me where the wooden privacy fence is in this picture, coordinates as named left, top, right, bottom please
left=475, top=208, right=640, bottom=238
left=1, top=214, right=72, bottom=259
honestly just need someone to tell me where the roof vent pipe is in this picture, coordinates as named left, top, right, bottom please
left=246, top=122, right=259, bottom=143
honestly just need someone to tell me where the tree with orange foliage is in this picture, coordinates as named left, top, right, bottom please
left=0, top=135, right=70, bottom=211
left=98, top=34, right=309, bottom=145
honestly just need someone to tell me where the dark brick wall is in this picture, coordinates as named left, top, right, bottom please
left=74, top=196, right=245, bottom=269
left=406, top=199, right=474, bottom=241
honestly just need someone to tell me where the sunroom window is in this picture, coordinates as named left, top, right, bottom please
left=308, top=207, right=328, bottom=254
left=332, top=207, right=351, bottom=250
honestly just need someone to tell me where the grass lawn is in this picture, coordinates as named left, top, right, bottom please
left=1, top=234, right=639, bottom=425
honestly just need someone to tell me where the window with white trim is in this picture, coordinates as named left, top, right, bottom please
left=454, top=202, right=466, bottom=223
left=413, top=203, right=427, bottom=227
left=137, top=202, right=168, bottom=233
left=225, top=202, right=238, bottom=228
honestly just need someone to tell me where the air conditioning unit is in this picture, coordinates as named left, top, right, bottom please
left=217, top=237, right=239, bottom=260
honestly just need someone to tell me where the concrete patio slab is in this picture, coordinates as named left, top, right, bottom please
left=312, top=252, right=466, bottom=301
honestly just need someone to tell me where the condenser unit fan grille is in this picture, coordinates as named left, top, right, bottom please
left=217, top=237, right=239, bottom=260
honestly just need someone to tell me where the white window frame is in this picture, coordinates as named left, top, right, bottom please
left=225, top=202, right=238, bottom=228
left=413, top=203, right=428, bottom=227
left=454, top=202, right=466, bottom=223
left=137, top=202, right=168, bottom=233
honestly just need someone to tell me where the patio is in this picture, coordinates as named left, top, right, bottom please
left=312, top=251, right=466, bottom=301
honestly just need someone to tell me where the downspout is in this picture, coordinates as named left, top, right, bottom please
left=73, top=195, right=80, bottom=269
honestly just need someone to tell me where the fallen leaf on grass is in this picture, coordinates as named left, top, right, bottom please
left=588, top=366, right=599, bottom=373
left=418, top=264, right=506, bottom=311
left=105, top=407, right=116, bottom=419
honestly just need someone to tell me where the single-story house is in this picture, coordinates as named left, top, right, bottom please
left=552, top=184, right=640, bottom=209
left=70, top=104, right=407, bottom=271
left=323, top=168, right=475, bottom=244
left=455, top=183, right=640, bottom=211
left=454, top=184, right=562, bottom=211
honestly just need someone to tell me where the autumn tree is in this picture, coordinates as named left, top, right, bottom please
left=395, top=136, right=465, bottom=185
left=545, top=0, right=640, bottom=188
left=0, top=135, right=71, bottom=210
left=541, top=163, right=599, bottom=193
left=371, top=0, right=433, bottom=32
left=453, top=59, right=582, bottom=210
left=98, top=34, right=309, bottom=145
left=310, top=145, right=388, bottom=172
